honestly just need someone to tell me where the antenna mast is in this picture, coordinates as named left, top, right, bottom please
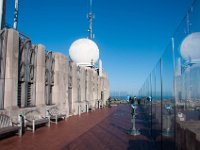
left=13, top=0, right=18, bottom=30
left=0, top=0, right=6, bottom=29
left=88, top=0, right=94, bottom=40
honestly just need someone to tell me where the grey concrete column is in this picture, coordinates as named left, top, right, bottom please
left=84, top=68, right=89, bottom=112
left=97, top=76, right=101, bottom=107
left=80, top=67, right=85, bottom=102
left=0, top=29, right=7, bottom=109
left=97, top=76, right=101, bottom=100
left=92, top=70, right=98, bottom=108
left=4, top=29, right=19, bottom=108
left=101, top=71, right=110, bottom=106
left=71, top=62, right=77, bottom=114
left=52, top=53, right=68, bottom=112
left=79, top=66, right=86, bottom=112
left=85, top=68, right=88, bottom=103
left=87, top=68, right=93, bottom=108
left=35, top=44, right=45, bottom=106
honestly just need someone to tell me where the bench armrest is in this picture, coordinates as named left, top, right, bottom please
left=25, top=118, right=33, bottom=122
left=12, top=122, right=20, bottom=126
left=41, top=116, right=49, bottom=119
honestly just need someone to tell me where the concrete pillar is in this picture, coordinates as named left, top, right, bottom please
left=4, top=29, right=19, bottom=108
left=52, top=53, right=68, bottom=112
left=71, top=62, right=77, bottom=114
left=80, top=67, right=85, bottom=102
left=104, top=76, right=110, bottom=105
left=101, top=71, right=110, bottom=106
left=97, top=76, right=101, bottom=106
left=106, top=79, right=110, bottom=102
left=87, top=68, right=93, bottom=108
left=95, top=71, right=98, bottom=108
left=78, top=104, right=81, bottom=116
left=97, top=76, right=100, bottom=100
left=84, top=68, right=89, bottom=112
left=79, top=66, right=86, bottom=112
left=0, top=29, right=7, bottom=109
left=35, top=44, right=45, bottom=106
left=85, top=68, right=88, bottom=102
left=100, top=76, right=104, bottom=105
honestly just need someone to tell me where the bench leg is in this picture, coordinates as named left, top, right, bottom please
left=19, top=116, right=23, bottom=136
left=56, top=115, right=58, bottom=124
left=48, top=117, right=50, bottom=127
left=19, top=127, right=22, bottom=137
left=64, top=116, right=67, bottom=121
left=32, top=120, right=35, bottom=133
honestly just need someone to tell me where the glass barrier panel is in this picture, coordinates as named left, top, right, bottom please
left=151, top=61, right=162, bottom=149
left=161, top=44, right=176, bottom=150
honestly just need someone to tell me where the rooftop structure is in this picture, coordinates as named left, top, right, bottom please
left=69, top=38, right=99, bottom=67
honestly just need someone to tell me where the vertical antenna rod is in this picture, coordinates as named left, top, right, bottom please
left=88, top=0, right=93, bottom=40
left=0, top=0, right=6, bottom=30
left=13, top=0, right=18, bottom=30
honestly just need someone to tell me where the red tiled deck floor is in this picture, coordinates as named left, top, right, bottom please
left=63, top=104, right=157, bottom=150
left=0, top=104, right=173, bottom=150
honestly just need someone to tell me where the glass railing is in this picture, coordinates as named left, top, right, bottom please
left=138, top=0, right=200, bottom=149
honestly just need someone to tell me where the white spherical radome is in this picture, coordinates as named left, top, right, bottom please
left=180, top=32, right=200, bottom=62
left=69, top=38, right=99, bottom=66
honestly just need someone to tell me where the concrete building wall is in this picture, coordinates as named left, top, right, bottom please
left=97, top=76, right=101, bottom=100
left=0, top=29, right=110, bottom=119
left=100, top=74, right=104, bottom=103
left=87, top=68, right=94, bottom=109
left=93, top=70, right=97, bottom=101
left=100, top=71, right=110, bottom=105
left=80, top=67, right=86, bottom=102
left=103, top=72, right=110, bottom=105
left=4, top=29, right=19, bottom=109
left=72, top=62, right=78, bottom=106
left=0, top=29, right=7, bottom=110
left=93, top=70, right=98, bottom=108
left=35, top=44, right=45, bottom=106
left=85, top=68, right=89, bottom=103
left=79, top=66, right=86, bottom=112
left=84, top=68, right=89, bottom=112
left=69, top=61, right=78, bottom=115
left=52, top=53, right=68, bottom=114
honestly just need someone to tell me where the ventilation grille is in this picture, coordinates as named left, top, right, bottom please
left=17, top=82, right=22, bottom=107
left=27, top=83, right=32, bottom=106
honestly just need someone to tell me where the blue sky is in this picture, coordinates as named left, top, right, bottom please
left=6, top=0, right=193, bottom=95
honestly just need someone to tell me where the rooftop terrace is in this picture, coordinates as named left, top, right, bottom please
left=0, top=104, right=181, bottom=150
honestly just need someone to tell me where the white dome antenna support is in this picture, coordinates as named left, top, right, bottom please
left=0, top=0, right=6, bottom=30
left=69, top=38, right=99, bottom=66
left=13, top=0, right=19, bottom=30
left=87, top=0, right=94, bottom=40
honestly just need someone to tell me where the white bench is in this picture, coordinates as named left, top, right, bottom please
left=24, top=109, right=50, bottom=133
left=0, top=114, right=22, bottom=138
left=47, top=107, right=66, bottom=124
